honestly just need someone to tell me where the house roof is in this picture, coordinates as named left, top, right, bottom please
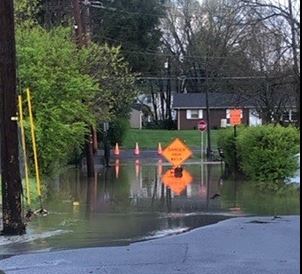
left=172, top=93, right=255, bottom=109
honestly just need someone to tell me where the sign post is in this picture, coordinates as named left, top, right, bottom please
left=230, top=109, right=242, bottom=173
left=198, top=119, right=207, bottom=162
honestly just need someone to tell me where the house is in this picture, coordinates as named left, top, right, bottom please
left=129, top=104, right=143, bottom=129
left=172, top=93, right=262, bottom=130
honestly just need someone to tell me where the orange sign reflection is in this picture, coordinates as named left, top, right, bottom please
left=161, top=138, right=192, bottom=167
left=162, top=169, right=193, bottom=195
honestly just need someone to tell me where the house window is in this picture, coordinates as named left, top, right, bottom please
left=282, top=111, right=290, bottom=122
left=186, top=110, right=203, bottom=119
left=290, top=111, right=298, bottom=122
left=281, top=110, right=297, bottom=122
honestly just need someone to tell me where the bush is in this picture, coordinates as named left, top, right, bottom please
left=144, top=119, right=177, bottom=130
left=217, top=127, right=237, bottom=172
left=236, top=125, right=300, bottom=183
left=108, top=118, right=130, bottom=146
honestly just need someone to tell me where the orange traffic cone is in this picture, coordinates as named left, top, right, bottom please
left=114, top=143, right=120, bottom=156
left=134, top=142, right=140, bottom=156
left=157, top=143, right=162, bottom=155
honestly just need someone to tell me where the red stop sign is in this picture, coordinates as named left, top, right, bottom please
left=198, top=120, right=207, bottom=131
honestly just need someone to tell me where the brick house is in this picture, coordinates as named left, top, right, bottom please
left=172, top=93, right=262, bottom=130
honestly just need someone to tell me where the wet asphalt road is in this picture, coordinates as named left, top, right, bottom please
left=0, top=216, right=299, bottom=274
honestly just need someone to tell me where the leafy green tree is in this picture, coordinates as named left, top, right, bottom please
left=81, top=44, right=138, bottom=146
left=81, top=44, right=137, bottom=120
left=16, top=26, right=137, bottom=174
left=90, top=0, right=165, bottom=73
left=17, top=27, right=98, bottom=175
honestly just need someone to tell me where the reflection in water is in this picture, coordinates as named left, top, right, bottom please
left=162, top=169, right=193, bottom=196
left=0, top=159, right=299, bottom=255
left=115, top=159, right=120, bottom=179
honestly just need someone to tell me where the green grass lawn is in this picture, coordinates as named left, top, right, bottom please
left=122, top=129, right=223, bottom=149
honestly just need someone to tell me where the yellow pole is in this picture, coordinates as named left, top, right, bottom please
left=18, top=95, right=31, bottom=206
left=26, top=88, right=42, bottom=198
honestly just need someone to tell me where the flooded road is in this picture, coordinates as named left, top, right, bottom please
left=0, top=158, right=300, bottom=256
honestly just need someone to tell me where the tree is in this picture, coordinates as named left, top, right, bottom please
left=16, top=26, right=137, bottom=175
left=0, top=0, right=26, bottom=235
left=90, top=0, right=165, bottom=73
left=82, top=44, right=137, bottom=119
left=240, top=0, right=300, bottom=126
left=17, top=27, right=98, bottom=175
left=15, top=0, right=40, bottom=26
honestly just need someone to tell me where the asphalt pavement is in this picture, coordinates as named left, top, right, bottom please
left=0, top=215, right=300, bottom=274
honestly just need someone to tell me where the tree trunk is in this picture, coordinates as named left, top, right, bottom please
left=0, top=0, right=26, bottom=235
left=85, top=127, right=95, bottom=178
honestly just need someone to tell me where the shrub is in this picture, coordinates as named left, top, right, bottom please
left=108, top=118, right=130, bottom=146
left=217, top=128, right=237, bottom=172
left=236, top=125, right=300, bottom=183
left=144, top=119, right=176, bottom=130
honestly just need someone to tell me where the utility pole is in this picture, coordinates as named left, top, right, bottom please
left=166, top=56, right=172, bottom=121
left=204, top=57, right=212, bottom=160
left=0, top=0, right=26, bottom=235
left=288, top=0, right=300, bottom=127
left=71, top=0, right=96, bottom=177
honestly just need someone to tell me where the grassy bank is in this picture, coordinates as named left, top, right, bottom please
left=122, top=129, right=222, bottom=149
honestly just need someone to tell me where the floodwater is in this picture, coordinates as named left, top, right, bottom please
left=0, top=158, right=300, bottom=256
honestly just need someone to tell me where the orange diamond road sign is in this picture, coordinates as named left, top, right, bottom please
left=162, top=169, right=193, bottom=195
left=230, top=109, right=242, bottom=126
left=162, top=138, right=193, bottom=167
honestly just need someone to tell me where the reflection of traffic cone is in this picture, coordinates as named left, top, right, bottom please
left=114, top=143, right=120, bottom=156
left=135, top=159, right=140, bottom=178
left=134, top=142, right=140, bottom=156
left=157, top=159, right=163, bottom=176
left=115, top=159, right=120, bottom=178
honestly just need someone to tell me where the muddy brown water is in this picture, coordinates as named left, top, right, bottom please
left=0, top=159, right=299, bottom=256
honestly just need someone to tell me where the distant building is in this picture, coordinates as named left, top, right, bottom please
left=129, top=104, right=143, bottom=129
left=172, top=93, right=262, bottom=130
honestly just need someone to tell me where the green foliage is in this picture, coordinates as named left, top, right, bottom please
left=91, top=0, right=165, bottom=73
left=15, top=0, right=41, bottom=26
left=236, top=125, right=300, bottom=184
left=16, top=23, right=137, bottom=175
left=108, top=119, right=130, bottom=146
left=217, top=128, right=237, bottom=171
left=81, top=44, right=138, bottom=120
left=17, top=27, right=98, bottom=175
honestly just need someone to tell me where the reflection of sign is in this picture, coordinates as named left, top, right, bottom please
left=230, top=109, right=242, bottom=125
left=162, top=138, right=192, bottom=167
left=198, top=119, right=207, bottom=131
left=162, top=169, right=193, bottom=195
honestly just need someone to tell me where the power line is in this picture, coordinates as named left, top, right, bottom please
left=97, top=75, right=292, bottom=81
left=99, top=36, right=250, bottom=60
left=87, top=0, right=167, bottom=18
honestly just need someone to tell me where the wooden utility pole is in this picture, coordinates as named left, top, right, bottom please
left=0, top=0, right=26, bottom=235
left=204, top=57, right=212, bottom=160
left=288, top=0, right=300, bottom=127
left=71, top=0, right=96, bottom=177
